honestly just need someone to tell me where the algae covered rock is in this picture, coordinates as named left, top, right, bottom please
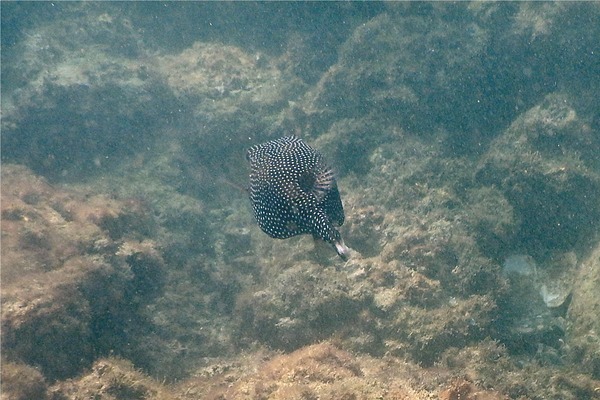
left=306, top=8, right=489, bottom=134
left=179, top=342, right=431, bottom=400
left=477, top=93, right=600, bottom=256
left=50, top=357, right=175, bottom=400
left=1, top=165, right=165, bottom=381
left=2, top=3, right=600, bottom=399
left=440, top=339, right=600, bottom=399
left=0, top=361, right=48, bottom=400
left=1, top=7, right=178, bottom=181
left=234, top=260, right=370, bottom=351
left=567, top=241, right=600, bottom=379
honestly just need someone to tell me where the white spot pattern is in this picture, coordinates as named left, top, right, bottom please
left=247, top=136, right=347, bottom=258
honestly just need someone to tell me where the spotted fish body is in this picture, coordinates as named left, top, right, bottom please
left=247, top=136, right=349, bottom=259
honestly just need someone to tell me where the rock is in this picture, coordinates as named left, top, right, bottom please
left=477, top=93, right=600, bottom=257
left=567, top=241, right=600, bottom=379
left=49, top=358, right=175, bottom=400
left=0, top=361, right=48, bottom=400
left=1, top=164, right=164, bottom=380
left=180, top=342, right=431, bottom=399
left=1, top=8, right=178, bottom=180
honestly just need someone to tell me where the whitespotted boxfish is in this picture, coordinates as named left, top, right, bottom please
left=247, top=136, right=349, bottom=259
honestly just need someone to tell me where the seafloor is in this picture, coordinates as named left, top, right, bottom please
left=1, top=3, right=600, bottom=399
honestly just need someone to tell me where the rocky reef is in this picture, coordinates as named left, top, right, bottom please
left=2, top=2, right=600, bottom=399
left=1, top=164, right=164, bottom=382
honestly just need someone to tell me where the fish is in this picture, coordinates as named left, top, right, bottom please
left=247, top=136, right=349, bottom=259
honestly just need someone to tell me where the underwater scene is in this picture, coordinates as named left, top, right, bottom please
left=1, top=2, right=600, bottom=399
